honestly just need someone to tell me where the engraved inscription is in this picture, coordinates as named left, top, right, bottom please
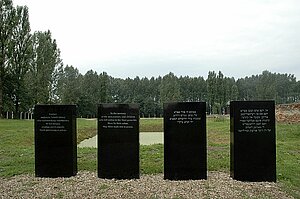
left=238, top=108, right=271, bottom=133
left=37, top=112, right=69, bottom=132
left=169, top=110, right=201, bottom=124
left=99, top=112, right=137, bottom=129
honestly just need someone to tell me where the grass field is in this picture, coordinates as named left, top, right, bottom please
left=0, top=118, right=299, bottom=198
left=140, top=118, right=163, bottom=132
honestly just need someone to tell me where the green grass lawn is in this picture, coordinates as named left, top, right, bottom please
left=140, top=118, right=163, bottom=132
left=0, top=118, right=299, bottom=198
left=77, top=119, right=97, bottom=143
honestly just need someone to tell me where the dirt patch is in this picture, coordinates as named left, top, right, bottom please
left=276, top=103, right=300, bottom=123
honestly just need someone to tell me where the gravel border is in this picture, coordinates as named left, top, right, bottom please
left=0, top=171, right=293, bottom=199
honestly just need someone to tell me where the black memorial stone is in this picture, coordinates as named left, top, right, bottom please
left=35, top=105, right=77, bottom=177
left=164, top=102, right=207, bottom=180
left=230, top=101, right=276, bottom=182
left=98, top=104, right=139, bottom=179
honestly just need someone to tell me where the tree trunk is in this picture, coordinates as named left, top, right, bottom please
left=0, top=77, right=3, bottom=119
left=15, top=97, right=19, bottom=119
left=15, top=81, right=21, bottom=119
left=0, top=37, right=6, bottom=119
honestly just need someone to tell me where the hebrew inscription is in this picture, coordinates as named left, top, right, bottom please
left=169, top=110, right=201, bottom=124
left=238, top=108, right=271, bottom=133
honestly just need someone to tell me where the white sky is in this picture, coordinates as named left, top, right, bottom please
left=13, top=0, right=300, bottom=80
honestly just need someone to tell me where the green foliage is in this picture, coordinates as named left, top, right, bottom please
left=77, top=70, right=107, bottom=117
left=8, top=5, right=33, bottom=118
left=56, top=65, right=82, bottom=105
left=216, top=71, right=225, bottom=109
left=207, top=71, right=217, bottom=113
left=231, top=84, right=239, bottom=101
left=237, top=70, right=299, bottom=103
left=0, top=0, right=15, bottom=118
left=256, top=70, right=277, bottom=100
left=178, top=76, right=206, bottom=102
left=206, top=71, right=239, bottom=114
left=29, top=30, right=62, bottom=104
left=1, top=1, right=62, bottom=114
left=159, top=72, right=182, bottom=104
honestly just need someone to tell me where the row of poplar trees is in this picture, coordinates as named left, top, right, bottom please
left=1, top=0, right=300, bottom=118
left=0, top=0, right=61, bottom=118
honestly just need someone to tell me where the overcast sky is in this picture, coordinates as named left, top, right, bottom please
left=14, top=0, right=300, bottom=80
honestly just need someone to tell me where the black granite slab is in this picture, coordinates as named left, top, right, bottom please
left=34, top=105, right=77, bottom=177
left=164, top=102, right=207, bottom=180
left=230, top=101, right=276, bottom=182
left=98, top=104, right=139, bottom=179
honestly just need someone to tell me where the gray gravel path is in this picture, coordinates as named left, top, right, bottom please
left=0, top=171, right=293, bottom=199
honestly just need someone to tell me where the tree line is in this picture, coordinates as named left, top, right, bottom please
left=1, top=0, right=300, bottom=118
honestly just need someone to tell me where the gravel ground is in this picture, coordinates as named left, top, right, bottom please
left=0, top=171, right=293, bottom=199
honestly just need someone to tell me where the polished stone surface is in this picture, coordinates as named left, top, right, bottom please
left=230, top=101, right=276, bottom=182
left=35, top=105, right=77, bottom=177
left=164, top=102, right=207, bottom=180
left=98, top=103, right=139, bottom=179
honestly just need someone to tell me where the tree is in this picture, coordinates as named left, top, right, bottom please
left=79, top=70, right=101, bottom=117
left=193, top=76, right=207, bottom=102
left=231, top=84, right=239, bottom=101
left=256, top=70, right=276, bottom=100
left=159, top=72, right=182, bottom=105
left=274, top=73, right=296, bottom=104
left=207, top=71, right=217, bottom=114
left=109, top=77, right=123, bottom=103
left=149, top=76, right=161, bottom=116
left=223, top=77, right=237, bottom=102
left=28, top=30, right=62, bottom=104
left=216, top=71, right=225, bottom=113
left=178, top=76, right=190, bottom=101
left=294, top=80, right=300, bottom=102
left=8, top=5, right=33, bottom=118
left=0, top=0, right=14, bottom=118
left=99, top=72, right=109, bottom=103
left=56, top=65, right=81, bottom=104
left=236, top=75, right=259, bottom=100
